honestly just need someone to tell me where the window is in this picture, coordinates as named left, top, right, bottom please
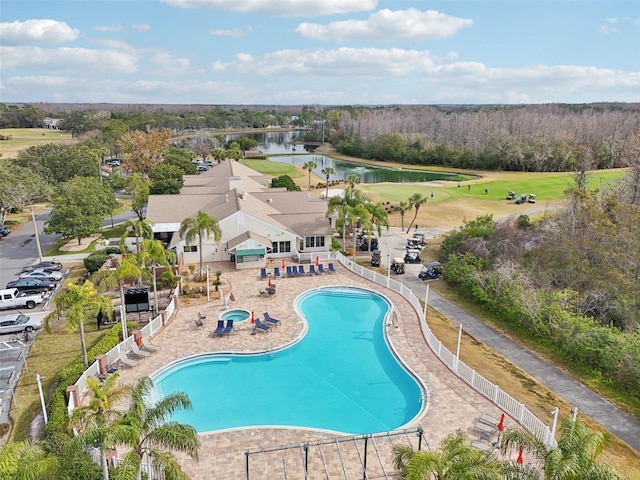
left=305, top=236, right=325, bottom=248
left=184, top=245, right=197, bottom=253
left=273, top=241, right=291, bottom=253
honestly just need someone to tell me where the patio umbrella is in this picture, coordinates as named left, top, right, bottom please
left=281, top=258, right=285, bottom=270
left=517, top=446, right=524, bottom=464
left=496, top=413, right=505, bottom=444
left=251, top=311, right=255, bottom=324
left=268, top=275, right=271, bottom=287
left=315, top=256, right=319, bottom=266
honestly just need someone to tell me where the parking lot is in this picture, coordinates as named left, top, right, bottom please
left=0, top=329, right=40, bottom=423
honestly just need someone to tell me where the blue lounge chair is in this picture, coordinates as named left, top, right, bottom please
left=254, top=318, right=271, bottom=333
left=328, top=263, right=337, bottom=274
left=260, top=268, right=268, bottom=280
left=263, top=312, right=280, bottom=327
left=298, top=265, right=307, bottom=276
left=222, top=319, right=235, bottom=336
left=213, top=320, right=225, bottom=337
left=317, top=264, right=326, bottom=274
left=309, top=265, right=317, bottom=275
left=286, top=265, right=294, bottom=277
left=273, top=267, right=281, bottom=278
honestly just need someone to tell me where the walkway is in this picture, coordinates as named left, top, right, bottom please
left=376, top=227, right=640, bottom=453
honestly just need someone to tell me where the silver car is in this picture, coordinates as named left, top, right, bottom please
left=19, top=268, right=64, bottom=282
left=0, top=313, right=43, bottom=334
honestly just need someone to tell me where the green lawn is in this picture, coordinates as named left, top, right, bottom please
left=240, top=159, right=303, bottom=178
left=0, top=128, right=74, bottom=158
left=363, top=169, right=626, bottom=204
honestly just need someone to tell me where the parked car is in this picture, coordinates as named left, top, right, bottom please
left=196, top=165, right=211, bottom=172
left=0, top=313, right=43, bottom=334
left=528, top=193, right=537, bottom=203
left=515, top=194, right=527, bottom=205
left=506, top=191, right=516, bottom=200
left=0, top=288, right=46, bottom=310
left=107, top=159, right=121, bottom=167
left=19, top=268, right=64, bottom=282
left=0, top=225, right=10, bottom=237
left=419, top=261, right=443, bottom=280
left=21, top=261, right=63, bottom=273
left=6, top=278, right=57, bottom=292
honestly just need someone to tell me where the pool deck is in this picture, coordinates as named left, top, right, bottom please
left=110, top=261, right=516, bottom=478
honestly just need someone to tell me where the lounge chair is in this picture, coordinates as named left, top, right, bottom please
left=286, top=266, right=294, bottom=277
left=213, top=320, right=225, bottom=337
left=141, top=339, right=160, bottom=352
left=273, top=267, right=281, bottom=278
left=298, top=265, right=307, bottom=276
left=253, top=318, right=271, bottom=334
left=263, top=312, right=280, bottom=327
left=318, top=264, right=326, bottom=274
left=222, top=319, right=236, bottom=336
left=328, top=263, right=337, bottom=274
left=309, top=265, right=318, bottom=275
left=131, top=343, right=151, bottom=358
left=260, top=268, right=268, bottom=280
left=118, top=351, right=138, bottom=368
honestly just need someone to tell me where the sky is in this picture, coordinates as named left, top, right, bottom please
left=1, top=0, right=639, bottom=105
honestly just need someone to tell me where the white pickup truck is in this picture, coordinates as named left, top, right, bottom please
left=0, top=288, right=46, bottom=310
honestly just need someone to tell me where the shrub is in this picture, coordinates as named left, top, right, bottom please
left=83, top=251, right=109, bottom=273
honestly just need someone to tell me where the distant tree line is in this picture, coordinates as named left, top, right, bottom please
left=331, top=104, right=640, bottom=172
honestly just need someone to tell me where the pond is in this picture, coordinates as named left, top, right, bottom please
left=227, top=131, right=473, bottom=184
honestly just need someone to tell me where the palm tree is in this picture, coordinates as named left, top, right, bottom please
left=394, top=429, right=502, bottom=480
left=302, top=160, right=317, bottom=191
left=322, top=166, right=336, bottom=199
left=345, top=174, right=361, bottom=190
left=112, top=377, right=199, bottom=480
left=45, top=280, right=114, bottom=366
left=0, top=440, right=60, bottom=479
left=500, top=417, right=622, bottom=480
left=119, top=218, right=154, bottom=255
left=396, top=201, right=409, bottom=231
left=365, top=202, right=389, bottom=252
left=179, top=210, right=222, bottom=277
left=406, top=193, right=428, bottom=233
left=71, top=375, right=129, bottom=480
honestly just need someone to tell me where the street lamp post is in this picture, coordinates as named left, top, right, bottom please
left=31, top=208, right=43, bottom=262
left=37, top=374, right=48, bottom=424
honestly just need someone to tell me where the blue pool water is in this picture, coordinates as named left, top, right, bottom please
left=153, top=286, right=424, bottom=434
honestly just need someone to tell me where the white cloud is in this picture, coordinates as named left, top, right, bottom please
left=213, top=47, right=436, bottom=76
left=0, top=46, right=138, bottom=73
left=0, top=19, right=79, bottom=45
left=297, top=8, right=472, bottom=41
left=94, top=25, right=122, bottom=32
left=599, top=17, right=620, bottom=34
left=150, top=51, right=191, bottom=69
left=209, top=26, right=252, bottom=37
left=162, top=0, right=376, bottom=17
left=132, top=24, right=151, bottom=32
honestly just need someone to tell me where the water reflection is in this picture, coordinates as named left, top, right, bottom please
left=227, top=131, right=471, bottom=184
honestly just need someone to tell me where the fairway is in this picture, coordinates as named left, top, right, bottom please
left=0, top=128, right=75, bottom=158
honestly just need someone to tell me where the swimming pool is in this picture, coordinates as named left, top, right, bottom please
left=153, top=286, right=424, bottom=434
left=220, top=309, right=250, bottom=323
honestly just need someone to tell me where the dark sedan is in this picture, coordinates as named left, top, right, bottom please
left=21, top=261, right=63, bottom=273
left=0, top=226, right=10, bottom=237
left=6, top=278, right=57, bottom=292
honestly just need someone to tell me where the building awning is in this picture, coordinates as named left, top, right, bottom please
left=236, top=248, right=266, bottom=257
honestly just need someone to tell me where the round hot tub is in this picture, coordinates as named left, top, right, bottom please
left=220, top=309, right=251, bottom=323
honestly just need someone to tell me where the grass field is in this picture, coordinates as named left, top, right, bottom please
left=0, top=128, right=75, bottom=158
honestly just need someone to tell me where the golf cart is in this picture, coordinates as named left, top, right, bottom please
left=371, top=249, right=381, bottom=267
left=390, top=257, right=405, bottom=275
left=359, top=236, right=379, bottom=251
left=515, top=194, right=527, bottom=205
left=418, top=261, right=443, bottom=280
left=528, top=193, right=536, bottom=203
left=404, top=248, right=423, bottom=264
left=506, top=191, right=516, bottom=200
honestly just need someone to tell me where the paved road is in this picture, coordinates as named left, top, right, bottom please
left=377, top=227, right=640, bottom=453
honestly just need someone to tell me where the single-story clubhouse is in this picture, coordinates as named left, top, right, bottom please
left=146, top=161, right=332, bottom=270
